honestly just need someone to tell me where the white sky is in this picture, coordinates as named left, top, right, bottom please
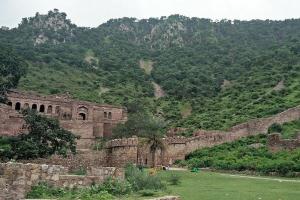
left=0, top=0, right=299, bottom=28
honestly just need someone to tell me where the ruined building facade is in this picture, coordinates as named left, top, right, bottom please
left=0, top=90, right=127, bottom=148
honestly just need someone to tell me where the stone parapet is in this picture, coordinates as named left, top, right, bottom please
left=267, top=133, right=300, bottom=152
left=105, top=137, right=138, bottom=148
left=0, top=162, right=124, bottom=200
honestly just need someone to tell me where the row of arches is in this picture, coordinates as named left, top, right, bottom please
left=8, top=101, right=60, bottom=115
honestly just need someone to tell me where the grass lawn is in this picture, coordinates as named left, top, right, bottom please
left=158, top=171, right=300, bottom=200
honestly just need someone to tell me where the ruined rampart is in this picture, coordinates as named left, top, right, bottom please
left=267, top=133, right=300, bottom=152
left=105, top=137, right=139, bottom=167
left=106, top=105, right=300, bottom=167
left=0, top=162, right=124, bottom=200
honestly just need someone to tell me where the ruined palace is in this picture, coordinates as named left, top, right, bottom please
left=0, top=90, right=127, bottom=148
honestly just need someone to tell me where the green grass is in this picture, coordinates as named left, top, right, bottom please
left=159, top=171, right=300, bottom=200
left=280, top=119, right=300, bottom=139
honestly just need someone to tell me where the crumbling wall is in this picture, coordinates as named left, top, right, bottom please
left=0, top=162, right=124, bottom=200
left=19, top=149, right=106, bottom=172
left=267, top=133, right=300, bottom=152
left=105, top=137, right=138, bottom=167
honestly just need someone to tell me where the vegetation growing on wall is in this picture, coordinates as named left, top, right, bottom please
left=183, top=134, right=300, bottom=176
left=0, top=109, right=78, bottom=160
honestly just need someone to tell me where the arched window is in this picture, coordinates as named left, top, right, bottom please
left=47, top=105, right=53, bottom=114
left=32, top=104, right=37, bottom=110
left=104, top=112, right=108, bottom=118
left=77, top=106, right=88, bottom=120
left=7, top=102, right=12, bottom=107
left=55, top=106, right=60, bottom=114
left=39, top=105, right=45, bottom=113
left=15, top=102, right=21, bottom=111
left=108, top=112, right=112, bottom=119
left=78, top=113, right=86, bottom=120
left=24, top=103, right=29, bottom=109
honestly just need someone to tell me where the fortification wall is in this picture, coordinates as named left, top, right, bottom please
left=0, top=162, right=124, bottom=200
left=267, top=133, right=300, bottom=152
left=105, top=137, right=138, bottom=167
left=0, top=104, right=25, bottom=136
left=19, top=149, right=106, bottom=172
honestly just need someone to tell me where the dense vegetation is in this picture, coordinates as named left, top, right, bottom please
left=26, top=164, right=174, bottom=200
left=268, top=119, right=300, bottom=139
left=1, top=9, right=300, bottom=131
left=0, top=44, right=27, bottom=102
left=182, top=134, right=300, bottom=176
left=0, top=109, right=78, bottom=160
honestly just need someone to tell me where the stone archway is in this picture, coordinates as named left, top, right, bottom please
left=77, top=106, right=88, bottom=120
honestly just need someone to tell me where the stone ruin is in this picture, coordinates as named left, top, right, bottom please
left=1, top=90, right=300, bottom=172
left=267, top=133, right=300, bottom=152
left=0, top=162, right=124, bottom=200
left=0, top=90, right=127, bottom=148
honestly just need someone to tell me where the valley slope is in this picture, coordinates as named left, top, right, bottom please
left=1, top=9, right=300, bottom=132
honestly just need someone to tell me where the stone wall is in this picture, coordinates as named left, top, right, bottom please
left=0, top=162, right=124, bottom=200
left=0, top=104, right=26, bottom=136
left=105, top=137, right=139, bottom=167
left=19, top=149, right=106, bottom=172
left=0, top=90, right=127, bottom=148
left=267, top=133, right=300, bottom=152
left=106, top=107, right=300, bottom=167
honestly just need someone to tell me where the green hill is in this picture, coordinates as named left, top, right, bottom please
left=1, top=9, right=300, bottom=131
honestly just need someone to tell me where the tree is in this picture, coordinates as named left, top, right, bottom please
left=141, top=117, right=166, bottom=167
left=0, top=109, right=79, bottom=160
left=0, top=45, right=27, bottom=103
left=112, top=102, right=166, bottom=167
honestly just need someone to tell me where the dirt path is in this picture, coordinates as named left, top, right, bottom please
left=219, top=173, right=300, bottom=183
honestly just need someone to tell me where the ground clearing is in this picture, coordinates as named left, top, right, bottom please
left=158, top=171, right=300, bottom=200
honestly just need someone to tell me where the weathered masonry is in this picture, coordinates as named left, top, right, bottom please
left=0, top=90, right=127, bottom=148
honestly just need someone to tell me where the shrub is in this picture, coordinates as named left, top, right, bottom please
left=138, top=189, right=156, bottom=197
left=167, top=173, right=181, bottom=185
left=100, top=177, right=132, bottom=195
left=184, top=134, right=300, bottom=176
left=268, top=123, right=283, bottom=134
left=125, top=164, right=166, bottom=191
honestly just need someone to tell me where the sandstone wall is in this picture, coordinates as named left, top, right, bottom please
left=267, top=133, right=300, bottom=152
left=19, top=149, right=106, bottom=172
left=0, top=162, right=124, bottom=200
left=1, top=90, right=127, bottom=148
left=105, top=137, right=138, bottom=167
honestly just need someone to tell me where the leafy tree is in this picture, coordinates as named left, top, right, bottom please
left=113, top=100, right=166, bottom=167
left=142, top=117, right=166, bottom=167
left=0, top=109, right=79, bottom=160
left=0, top=45, right=27, bottom=103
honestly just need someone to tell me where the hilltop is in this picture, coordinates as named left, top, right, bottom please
left=0, top=9, right=300, bottom=131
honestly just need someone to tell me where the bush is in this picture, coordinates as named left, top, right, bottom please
left=0, top=109, right=79, bottom=161
left=268, top=123, right=283, bottom=134
left=167, top=173, right=181, bottom=185
left=100, top=177, right=132, bottom=195
left=138, top=189, right=156, bottom=197
left=125, top=164, right=166, bottom=191
left=184, top=134, right=300, bottom=176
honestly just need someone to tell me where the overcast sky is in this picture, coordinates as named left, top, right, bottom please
left=1, top=0, right=299, bottom=28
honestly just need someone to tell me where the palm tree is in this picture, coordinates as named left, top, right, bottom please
left=142, top=117, right=166, bottom=168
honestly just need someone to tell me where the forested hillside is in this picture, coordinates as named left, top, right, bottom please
left=1, top=9, right=300, bottom=132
